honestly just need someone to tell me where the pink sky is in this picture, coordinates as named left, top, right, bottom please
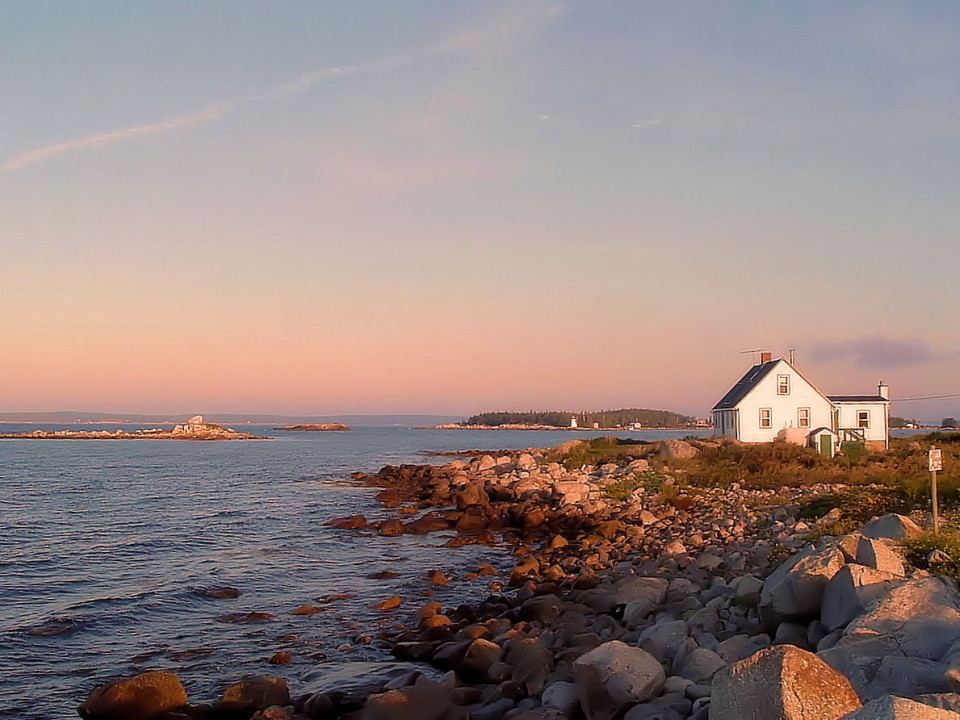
left=2, top=2, right=959, bottom=422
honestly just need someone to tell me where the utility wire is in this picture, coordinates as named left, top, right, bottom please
left=893, top=393, right=960, bottom=402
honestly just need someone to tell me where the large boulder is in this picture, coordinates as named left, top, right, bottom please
left=612, top=576, right=669, bottom=606
left=821, top=564, right=903, bottom=631
left=820, top=577, right=960, bottom=700
left=856, top=537, right=906, bottom=576
left=78, top=671, right=188, bottom=720
left=217, top=676, right=290, bottom=717
left=460, top=638, right=504, bottom=678
left=760, top=545, right=846, bottom=623
left=361, top=678, right=454, bottom=720
left=659, top=439, right=699, bottom=459
left=509, top=639, right=555, bottom=695
left=541, top=681, right=581, bottom=717
left=711, top=645, right=862, bottom=720
left=638, top=620, right=689, bottom=663
left=675, top=647, right=727, bottom=683
left=573, top=640, right=666, bottom=720
left=859, top=515, right=923, bottom=541
left=839, top=695, right=960, bottom=719
left=554, top=481, right=591, bottom=505
left=454, top=483, right=489, bottom=509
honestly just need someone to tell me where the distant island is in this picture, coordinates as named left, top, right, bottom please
left=0, top=416, right=261, bottom=441
left=275, top=423, right=352, bottom=432
left=424, top=408, right=701, bottom=430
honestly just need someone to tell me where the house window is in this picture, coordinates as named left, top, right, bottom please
left=777, top=374, right=790, bottom=395
left=798, top=407, right=811, bottom=428
left=857, top=410, right=870, bottom=429
left=759, top=408, right=772, bottom=429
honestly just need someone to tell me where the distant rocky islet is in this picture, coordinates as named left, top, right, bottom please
left=0, top=416, right=260, bottom=440
left=275, top=424, right=352, bottom=432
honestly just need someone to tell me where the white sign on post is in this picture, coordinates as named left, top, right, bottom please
left=930, top=448, right=943, bottom=472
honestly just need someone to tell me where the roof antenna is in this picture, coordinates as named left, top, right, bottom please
left=789, top=349, right=796, bottom=365
left=740, top=349, right=764, bottom=364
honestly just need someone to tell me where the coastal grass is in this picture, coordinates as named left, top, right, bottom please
left=796, top=486, right=909, bottom=524
left=552, top=436, right=655, bottom=470
left=549, top=432, right=960, bottom=518
left=901, top=528, right=960, bottom=582
left=678, top=434, right=960, bottom=504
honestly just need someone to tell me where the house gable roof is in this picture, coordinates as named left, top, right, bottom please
left=712, top=360, right=780, bottom=410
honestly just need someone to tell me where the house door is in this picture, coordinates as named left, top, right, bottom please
left=819, top=434, right=833, bottom=457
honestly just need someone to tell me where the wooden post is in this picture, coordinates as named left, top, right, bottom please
left=930, top=445, right=942, bottom=534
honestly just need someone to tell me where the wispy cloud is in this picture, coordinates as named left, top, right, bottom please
left=0, top=101, right=237, bottom=172
left=0, top=2, right=563, bottom=174
left=807, top=335, right=937, bottom=368
left=630, top=119, right=663, bottom=129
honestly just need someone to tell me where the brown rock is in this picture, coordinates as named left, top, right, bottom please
left=427, top=570, right=451, bottom=585
left=327, top=515, right=368, bottom=529
left=292, top=605, right=322, bottom=615
left=361, top=679, right=453, bottom=720
left=404, top=514, right=451, bottom=534
left=78, top=671, right=188, bottom=720
left=217, top=675, right=290, bottom=717
left=197, top=586, right=241, bottom=599
left=456, top=506, right=489, bottom=532
left=372, top=596, right=403, bottom=611
left=368, top=570, right=399, bottom=580
left=251, top=707, right=290, bottom=720
left=377, top=519, right=407, bottom=536
left=711, top=645, right=862, bottom=720
left=216, top=612, right=273, bottom=624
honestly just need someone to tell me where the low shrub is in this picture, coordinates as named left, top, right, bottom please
left=602, top=474, right=643, bottom=502
left=798, top=486, right=907, bottom=523
left=901, top=530, right=960, bottom=582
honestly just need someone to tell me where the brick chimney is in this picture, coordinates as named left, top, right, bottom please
left=760, top=352, right=772, bottom=364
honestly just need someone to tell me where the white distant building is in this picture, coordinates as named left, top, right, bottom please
left=570, top=416, right=578, bottom=429
left=711, top=353, right=889, bottom=455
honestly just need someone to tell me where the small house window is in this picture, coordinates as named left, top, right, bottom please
left=759, top=408, right=772, bottom=429
left=798, top=407, right=811, bottom=428
left=777, top=374, right=790, bottom=395
left=857, top=410, right=870, bottom=429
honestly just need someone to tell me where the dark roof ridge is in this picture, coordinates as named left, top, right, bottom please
left=827, top=394, right=888, bottom=403
left=711, top=359, right=783, bottom=410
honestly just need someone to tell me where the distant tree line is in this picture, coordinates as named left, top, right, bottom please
left=890, top=416, right=920, bottom=428
left=464, top=408, right=696, bottom=428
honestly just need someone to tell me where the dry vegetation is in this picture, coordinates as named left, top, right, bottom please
left=554, top=432, right=960, bottom=528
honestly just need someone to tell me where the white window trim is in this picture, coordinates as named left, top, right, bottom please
left=759, top=407, right=772, bottom=429
left=777, top=374, right=790, bottom=395
left=857, top=410, right=870, bottom=429
left=798, top=407, right=811, bottom=428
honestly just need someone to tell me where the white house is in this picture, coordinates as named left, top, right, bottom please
left=712, top=353, right=889, bottom=454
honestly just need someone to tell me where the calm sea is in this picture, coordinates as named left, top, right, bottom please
left=0, top=425, right=707, bottom=719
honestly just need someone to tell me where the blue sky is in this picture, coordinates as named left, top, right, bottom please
left=1, top=1, right=958, bottom=421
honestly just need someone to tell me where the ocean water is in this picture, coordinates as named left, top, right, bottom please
left=0, top=425, right=705, bottom=719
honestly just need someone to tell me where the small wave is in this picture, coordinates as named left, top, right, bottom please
left=23, top=617, right=84, bottom=638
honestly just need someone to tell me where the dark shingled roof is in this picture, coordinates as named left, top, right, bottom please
left=712, top=360, right=780, bottom=410
left=827, top=395, right=888, bottom=403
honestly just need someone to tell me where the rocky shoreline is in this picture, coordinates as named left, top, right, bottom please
left=76, top=439, right=960, bottom=719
